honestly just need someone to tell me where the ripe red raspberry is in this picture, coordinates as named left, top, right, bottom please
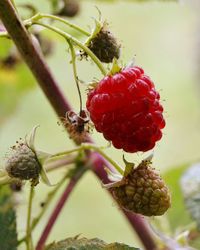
left=86, top=66, right=165, bottom=153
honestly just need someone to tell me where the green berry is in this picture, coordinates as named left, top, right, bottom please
left=5, top=142, right=41, bottom=183
left=111, top=160, right=171, bottom=216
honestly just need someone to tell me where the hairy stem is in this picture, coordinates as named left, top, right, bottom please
left=0, top=2, right=156, bottom=249
left=68, top=39, right=83, bottom=113
left=26, top=13, right=90, bottom=36
left=50, top=143, right=124, bottom=175
left=36, top=166, right=87, bottom=250
left=26, top=185, right=34, bottom=250
left=31, top=21, right=107, bottom=76
left=18, top=172, right=69, bottom=245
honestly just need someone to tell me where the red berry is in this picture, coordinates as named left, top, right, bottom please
left=86, top=66, right=165, bottom=153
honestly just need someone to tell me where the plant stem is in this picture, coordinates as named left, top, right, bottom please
left=50, top=148, right=81, bottom=159
left=83, top=144, right=124, bottom=175
left=68, top=39, right=83, bottom=113
left=90, top=152, right=157, bottom=250
left=31, top=21, right=107, bottom=76
left=46, top=156, right=75, bottom=172
left=0, top=32, right=10, bottom=39
left=50, top=144, right=124, bottom=175
left=0, top=2, right=156, bottom=249
left=26, top=185, right=34, bottom=250
left=18, top=172, right=69, bottom=245
left=10, top=0, right=17, bottom=10
left=0, top=0, right=72, bottom=119
left=36, top=166, right=87, bottom=250
left=26, top=13, right=90, bottom=36
left=0, top=175, right=13, bottom=185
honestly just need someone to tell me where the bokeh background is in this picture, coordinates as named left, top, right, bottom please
left=0, top=0, right=200, bottom=249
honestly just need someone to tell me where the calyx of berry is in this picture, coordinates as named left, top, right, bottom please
left=82, top=19, right=121, bottom=63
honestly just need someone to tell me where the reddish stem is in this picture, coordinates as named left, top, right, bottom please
left=91, top=152, right=157, bottom=250
left=0, top=2, right=156, bottom=250
left=36, top=167, right=86, bottom=250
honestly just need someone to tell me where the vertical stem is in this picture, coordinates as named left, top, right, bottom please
left=26, top=185, right=34, bottom=250
left=18, top=172, right=70, bottom=246
left=10, top=0, right=17, bottom=10
left=68, top=40, right=83, bottom=113
left=0, top=0, right=72, bottom=119
left=90, top=152, right=157, bottom=250
left=36, top=167, right=87, bottom=250
left=0, top=2, right=157, bottom=249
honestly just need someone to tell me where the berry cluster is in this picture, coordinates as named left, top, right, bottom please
left=86, top=66, right=165, bottom=153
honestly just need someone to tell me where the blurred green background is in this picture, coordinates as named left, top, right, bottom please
left=0, top=0, right=200, bottom=249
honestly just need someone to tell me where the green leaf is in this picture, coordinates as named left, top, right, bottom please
left=0, top=185, right=17, bottom=250
left=45, top=237, right=139, bottom=250
left=180, top=163, right=200, bottom=229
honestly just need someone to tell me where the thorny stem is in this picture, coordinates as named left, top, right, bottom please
left=26, top=185, right=34, bottom=250
left=0, top=2, right=156, bottom=249
left=18, top=172, right=69, bottom=245
left=26, top=13, right=90, bottom=36
left=68, top=39, right=83, bottom=113
left=31, top=21, right=107, bottom=76
left=36, top=166, right=87, bottom=250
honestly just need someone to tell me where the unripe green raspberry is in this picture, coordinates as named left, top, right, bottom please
left=5, top=142, right=41, bottom=182
left=83, top=22, right=121, bottom=63
left=111, top=160, right=171, bottom=216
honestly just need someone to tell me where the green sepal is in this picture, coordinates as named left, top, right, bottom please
left=109, top=58, right=121, bottom=75
left=36, top=150, right=52, bottom=165
left=40, top=166, right=56, bottom=187
left=26, top=124, right=40, bottom=151
left=84, top=19, right=102, bottom=47
left=123, top=155, right=134, bottom=177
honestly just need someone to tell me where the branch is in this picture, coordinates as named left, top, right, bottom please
left=0, top=1, right=156, bottom=250
left=36, top=166, right=87, bottom=250
left=90, top=152, right=156, bottom=250
left=0, top=0, right=71, bottom=118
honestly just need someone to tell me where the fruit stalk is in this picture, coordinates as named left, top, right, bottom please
left=0, top=2, right=156, bottom=249
left=26, top=13, right=90, bottom=36
left=26, top=185, right=34, bottom=250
